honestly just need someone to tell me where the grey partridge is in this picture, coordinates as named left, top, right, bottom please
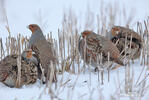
left=0, top=50, right=38, bottom=88
left=78, top=30, right=124, bottom=69
left=27, top=24, right=57, bottom=82
left=109, top=26, right=143, bottom=60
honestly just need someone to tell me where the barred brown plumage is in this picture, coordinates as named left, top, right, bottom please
left=110, top=26, right=143, bottom=60
left=78, top=30, right=124, bottom=69
left=0, top=50, right=38, bottom=87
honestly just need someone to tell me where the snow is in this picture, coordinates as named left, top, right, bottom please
left=0, top=0, right=149, bottom=100
left=0, top=59, right=148, bottom=100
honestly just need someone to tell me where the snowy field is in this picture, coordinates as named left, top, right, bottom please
left=0, top=0, right=149, bottom=100
left=0, top=60, right=149, bottom=100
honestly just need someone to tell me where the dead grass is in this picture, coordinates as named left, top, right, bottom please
left=0, top=0, right=149, bottom=100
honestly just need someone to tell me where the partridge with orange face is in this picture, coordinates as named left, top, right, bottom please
left=27, top=24, right=57, bottom=82
left=78, top=30, right=124, bottom=69
left=109, top=26, right=143, bottom=60
left=0, top=50, right=38, bottom=88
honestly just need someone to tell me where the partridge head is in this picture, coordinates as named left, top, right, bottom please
left=28, top=24, right=42, bottom=34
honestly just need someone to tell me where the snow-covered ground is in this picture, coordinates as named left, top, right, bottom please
left=0, top=0, right=149, bottom=100
left=0, top=60, right=149, bottom=100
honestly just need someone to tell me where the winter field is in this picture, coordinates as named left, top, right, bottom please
left=0, top=0, right=149, bottom=100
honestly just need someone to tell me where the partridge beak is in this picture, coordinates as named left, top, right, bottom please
left=106, top=31, right=114, bottom=39
left=26, top=25, right=29, bottom=29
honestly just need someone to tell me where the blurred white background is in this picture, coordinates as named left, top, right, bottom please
left=0, top=0, right=148, bottom=38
